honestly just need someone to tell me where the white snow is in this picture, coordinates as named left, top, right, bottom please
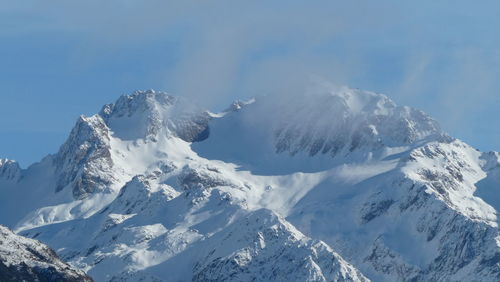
left=1, top=85, right=499, bottom=281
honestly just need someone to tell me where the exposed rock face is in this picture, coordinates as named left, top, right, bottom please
left=272, top=90, right=444, bottom=157
left=54, top=115, right=115, bottom=199
left=0, top=225, right=92, bottom=282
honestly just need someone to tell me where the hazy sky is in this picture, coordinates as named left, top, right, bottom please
left=2, top=1, right=500, bottom=167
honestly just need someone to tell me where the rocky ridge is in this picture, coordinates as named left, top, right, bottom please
left=0, top=225, right=93, bottom=282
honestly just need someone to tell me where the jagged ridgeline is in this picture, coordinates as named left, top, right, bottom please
left=0, top=86, right=499, bottom=281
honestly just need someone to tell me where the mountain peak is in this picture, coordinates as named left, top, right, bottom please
left=193, top=85, right=447, bottom=173
left=222, top=98, right=256, bottom=113
left=0, top=159, right=21, bottom=182
left=324, top=86, right=396, bottom=114
left=99, top=90, right=176, bottom=118
left=99, top=90, right=210, bottom=142
left=275, top=86, right=445, bottom=154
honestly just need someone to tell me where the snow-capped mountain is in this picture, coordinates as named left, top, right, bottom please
left=0, top=225, right=93, bottom=281
left=0, top=86, right=499, bottom=281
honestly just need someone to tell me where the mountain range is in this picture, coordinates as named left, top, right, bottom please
left=1, top=85, right=499, bottom=281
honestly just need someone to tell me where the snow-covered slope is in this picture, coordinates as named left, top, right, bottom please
left=0, top=225, right=92, bottom=281
left=0, top=86, right=499, bottom=281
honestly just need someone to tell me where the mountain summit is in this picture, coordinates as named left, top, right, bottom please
left=0, top=85, right=498, bottom=281
left=99, top=90, right=210, bottom=142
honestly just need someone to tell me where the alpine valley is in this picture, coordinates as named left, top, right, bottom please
left=1, top=84, right=499, bottom=281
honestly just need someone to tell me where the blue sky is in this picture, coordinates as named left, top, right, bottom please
left=2, top=1, right=500, bottom=167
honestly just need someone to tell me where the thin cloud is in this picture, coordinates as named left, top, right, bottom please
left=1, top=0, right=500, bottom=156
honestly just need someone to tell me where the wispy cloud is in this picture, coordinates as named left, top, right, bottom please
left=2, top=0, right=500, bottom=154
